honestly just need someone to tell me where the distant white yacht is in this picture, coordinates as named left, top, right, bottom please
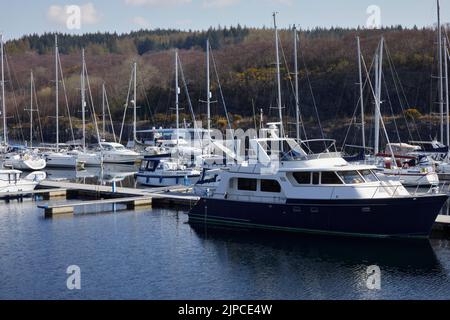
left=99, top=142, right=140, bottom=164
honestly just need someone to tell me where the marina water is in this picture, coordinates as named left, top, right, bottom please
left=1, top=177, right=450, bottom=299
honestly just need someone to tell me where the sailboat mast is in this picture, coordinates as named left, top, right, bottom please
left=273, top=13, right=284, bottom=138
left=1, top=33, right=7, bottom=146
left=294, top=25, right=300, bottom=142
left=30, top=70, right=33, bottom=148
left=81, top=49, right=86, bottom=153
left=438, top=0, right=444, bottom=143
left=175, top=50, right=179, bottom=143
left=445, top=36, right=449, bottom=147
left=133, top=62, right=137, bottom=142
left=206, top=39, right=211, bottom=135
left=55, top=35, right=59, bottom=152
left=374, top=38, right=384, bottom=156
left=102, top=83, right=106, bottom=140
left=357, top=36, right=366, bottom=151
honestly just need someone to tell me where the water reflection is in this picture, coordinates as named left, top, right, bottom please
left=189, top=223, right=448, bottom=299
left=190, top=224, right=441, bottom=271
left=44, top=164, right=138, bottom=187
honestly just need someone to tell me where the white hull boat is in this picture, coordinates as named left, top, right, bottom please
left=67, top=150, right=103, bottom=167
left=137, top=159, right=201, bottom=187
left=4, top=153, right=46, bottom=171
left=0, top=170, right=46, bottom=193
left=44, top=152, right=85, bottom=169
left=99, top=142, right=140, bottom=164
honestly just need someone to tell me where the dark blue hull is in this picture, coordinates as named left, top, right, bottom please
left=188, top=195, right=448, bottom=238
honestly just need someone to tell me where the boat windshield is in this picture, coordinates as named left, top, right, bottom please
left=336, top=171, right=365, bottom=184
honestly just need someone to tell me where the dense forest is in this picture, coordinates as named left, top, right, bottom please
left=1, top=25, right=448, bottom=148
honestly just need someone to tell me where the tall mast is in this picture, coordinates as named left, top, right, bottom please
left=81, top=49, right=86, bottom=153
left=438, top=0, right=444, bottom=143
left=445, top=36, right=449, bottom=147
left=1, top=33, right=7, bottom=146
left=357, top=36, right=366, bottom=151
left=293, top=25, right=300, bottom=142
left=55, top=35, right=59, bottom=152
left=133, top=62, right=137, bottom=142
left=273, top=12, right=284, bottom=138
left=206, top=39, right=211, bottom=135
left=175, top=50, right=180, bottom=144
left=374, top=38, right=384, bottom=155
left=102, top=83, right=106, bottom=140
left=30, top=70, right=34, bottom=148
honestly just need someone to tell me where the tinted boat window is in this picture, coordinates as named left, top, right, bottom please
left=312, top=172, right=320, bottom=185
left=238, top=178, right=257, bottom=191
left=359, top=170, right=379, bottom=182
left=321, top=172, right=343, bottom=185
left=293, top=172, right=311, bottom=184
left=337, top=171, right=364, bottom=184
left=261, top=180, right=281, bottom=193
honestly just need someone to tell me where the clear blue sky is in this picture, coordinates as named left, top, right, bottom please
left=0, top=0, right=448, bottom=40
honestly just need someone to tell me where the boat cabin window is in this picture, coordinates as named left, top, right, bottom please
left=238, top=178, right=257, bottom=191
left=359, top=170, right=379, bottom=182
left=312, top=172, right=320, bottom=185
left=261, top=180, right=281, bottom=193
left=140, top=161, right=148, bottom=170
left=321, top=172, right=343, bottom=185
left=336, top=171, right=364, bottom=184
left=293, top=172, right=311, bottom=184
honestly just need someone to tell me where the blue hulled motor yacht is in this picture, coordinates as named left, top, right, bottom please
left=189, top=137, right=448, bottom=238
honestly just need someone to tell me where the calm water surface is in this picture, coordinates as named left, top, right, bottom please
left=0, top=195, right=450, bottom=300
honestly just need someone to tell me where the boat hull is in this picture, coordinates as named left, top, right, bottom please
left=189, top=195, right=448, bottom=238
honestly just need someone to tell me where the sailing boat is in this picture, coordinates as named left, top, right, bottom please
left=44, top=36, right=85, bottom=169
left=0, top=37, right=46, bottom=170
left=364, top=38, right=439, bottom=186
left=137, top=50, right=201, bottom=187
left=3, top=72, right=47, bottom=171
left=67, top=49, right=103, bottom=166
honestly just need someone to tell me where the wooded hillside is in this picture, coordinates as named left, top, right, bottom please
left=1, top=26, right=446, bottom=146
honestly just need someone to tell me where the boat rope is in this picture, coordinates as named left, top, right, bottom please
left=298, top=37, right=325, bottom=140
left=103, top=85, right=117, bottom=143
left=119, top=65, right=134, bottom=143
left=210, top=43, right=233, bottom=132
left=4, top=51, right=25, bottom=143
left=278, top=34, right=308, bottom=141
left=177, top=54, right=203, bottom=147
left=84, top=61, right=103, bottom=147
left=57, top=52, right=75, bottom=143
left=384, top=43, right=419, bottom=142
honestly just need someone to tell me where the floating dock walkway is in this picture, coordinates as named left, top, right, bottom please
left=2, top=180, right=450, bottom=237
left=34, top=181, right=200, bottom=217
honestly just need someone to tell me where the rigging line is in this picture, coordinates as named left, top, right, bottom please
left=57, top=52, right=75, bottom=142
left=84, top=62, right=103, bottom=146
left=361, top=45, right=399, bottom=169
left=4, top=51, right=24, bottom=142
left=342, top=50, right=375, bottom=150
left=103, top=85, right=117, bottom=142
left=177, top=54, right=203, bottom=146
left=382, top=71, right=402, bottom=144
left=32, top=76, right=45, bottom=144
left=119, top=65, right=134, bottom=143
left=384, top=42, right=418, bottom=142
left=299, top=36, right=325, bottom=140
left=210, top=43, right=232, bottom=131
left=278, top=33, right=308, bottom=140
left=139, top=81, right=155, bottom=126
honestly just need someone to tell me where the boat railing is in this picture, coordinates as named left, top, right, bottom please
left=305, top=152, right=343, bottom=160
